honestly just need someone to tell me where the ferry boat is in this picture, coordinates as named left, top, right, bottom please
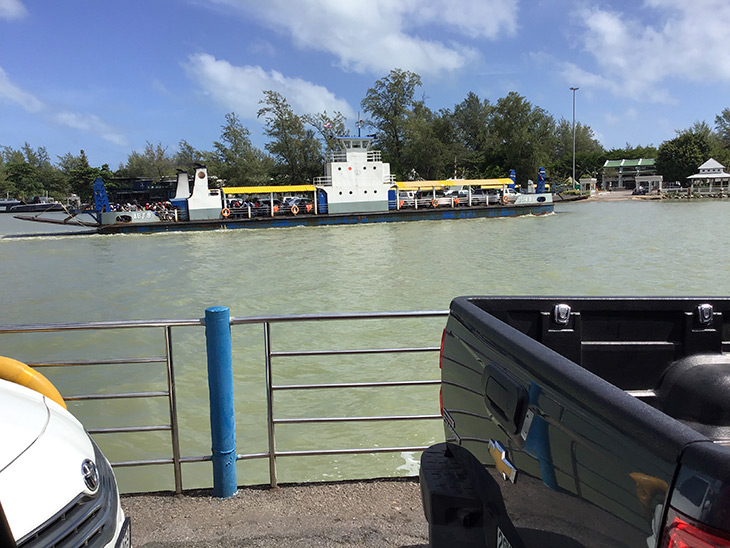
left=15, top=136, right=553, bottom=234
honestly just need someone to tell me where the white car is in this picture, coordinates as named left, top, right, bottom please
left=0, top=377, right=130, bottom=547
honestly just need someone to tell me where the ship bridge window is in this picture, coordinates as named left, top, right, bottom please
left=352, top=141, right=361, bottom=149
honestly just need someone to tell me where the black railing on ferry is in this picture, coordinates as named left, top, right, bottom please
left=0, top=308, right=447, bottom=495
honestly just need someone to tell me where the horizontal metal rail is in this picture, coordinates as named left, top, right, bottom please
left=274, top=415, right=442, bottom=424
left=273, top=380, right=440, bottom=390
left=0, top=309, right=448, bottom=493
left=27, top=357, right=168, bottom=367
left=272, top=346, right=440, bottom=357
left=64, top=391, right=169, bottom=401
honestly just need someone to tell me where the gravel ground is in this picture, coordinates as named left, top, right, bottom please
left=121, top=478, right=429, bottom=548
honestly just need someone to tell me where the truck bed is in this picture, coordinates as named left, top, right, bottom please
left=459, top=297, right=730, bottom=440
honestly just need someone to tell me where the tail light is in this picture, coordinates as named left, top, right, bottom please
left=661, top=507, right=730, bottom=547
left=439, top=328, right=446, bottom=369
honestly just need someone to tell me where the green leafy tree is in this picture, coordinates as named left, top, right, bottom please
left=0, top=154, right=9, bottom=198
left=2, top=143, right=68, bottom=200
left=206, top=112, right=273, bottom=186
left=118, top=141, right=175, bottom=179
left=174, top=140, right=204, bottom=174
left=656, top=129, right=713, bottom=184
left=449, top=92, right=493, bottom=178
left=303, top=111, right=348, bottom=152
left=715, top=108, right=730, bottom=148
left=487, top=92, right=556, bottom=186
left=550, top=118, right=605, bottom=181
left=401, top=102, right=452, bottom=180
left=5, top=161, right=42, bottom=199
left=361, top=69, right=423, bottom=178
left=605, top=143, right=658, bottom=160
left=58, top=150, right=110, bottom=201
left=257, top=91, right=322, bottom=185
left=685, top=120, right=730, bottom=167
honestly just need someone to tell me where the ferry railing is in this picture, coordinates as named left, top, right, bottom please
left=322, top=150, right=382, bottom=164
left=325, top=151, right=348, bottom=163
left=0, top=308, right=448, bottom=495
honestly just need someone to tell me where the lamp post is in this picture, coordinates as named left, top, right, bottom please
left=570, top=87, right=579, bottom=193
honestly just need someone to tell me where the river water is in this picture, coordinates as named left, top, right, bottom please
left=2, top=198, right=729, bottom=492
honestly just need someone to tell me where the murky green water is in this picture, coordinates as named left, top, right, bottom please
left=2, top=199, right=730, bottom=492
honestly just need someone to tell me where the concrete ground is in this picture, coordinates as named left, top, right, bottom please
left=121, top=478, right=428, bottom=548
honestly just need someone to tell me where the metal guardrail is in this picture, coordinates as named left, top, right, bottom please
left=0, top=309, right=447, bottom=494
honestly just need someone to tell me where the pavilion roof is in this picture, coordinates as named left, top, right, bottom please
left=603, top=158, right=656, bottom=168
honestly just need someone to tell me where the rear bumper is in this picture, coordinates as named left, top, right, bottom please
left=420, top=443, right=486, bottom=548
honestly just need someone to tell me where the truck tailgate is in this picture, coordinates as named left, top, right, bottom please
left=423, top=297, right=730, bottom=547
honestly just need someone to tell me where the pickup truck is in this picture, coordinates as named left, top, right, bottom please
left=420, top=297, right=730, bottom=548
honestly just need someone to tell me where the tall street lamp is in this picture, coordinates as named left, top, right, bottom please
left=570, top=87, right=579, bottom=193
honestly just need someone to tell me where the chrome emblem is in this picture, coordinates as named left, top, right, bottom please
left=489, top=439, right=517, bottom=484
left=82, top=459, right=100, bottom=492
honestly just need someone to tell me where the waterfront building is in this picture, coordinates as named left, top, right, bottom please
left=602, top=158, right=657, bottom=190
left=686, top=158, right=730, bottom=195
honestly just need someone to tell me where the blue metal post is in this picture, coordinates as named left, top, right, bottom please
left=204, top=306, right=237, bottom=498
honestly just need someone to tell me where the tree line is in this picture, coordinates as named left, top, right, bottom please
left=3, top=69, right=730, bottom=202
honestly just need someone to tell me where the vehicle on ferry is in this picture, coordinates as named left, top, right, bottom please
left=503, top=187, right=519, bottom=203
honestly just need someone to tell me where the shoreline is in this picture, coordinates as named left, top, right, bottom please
left=565, top=189, right=730, bottom=203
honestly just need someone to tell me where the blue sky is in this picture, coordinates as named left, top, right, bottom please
left=2, top=0, right=730, bottom=169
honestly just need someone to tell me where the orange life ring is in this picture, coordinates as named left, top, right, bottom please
left=291, top=205, right=299, bottom=215
left=502, top=195, right=509, bottom=204
left=222, top=208, right=231, bottom=218
left=0, top=356, right=66, bottom=409
left=454, top=197, right=459, bottom=205
left=273, top=205, right=279, bottom=213
left=432, top=199, right=439, bottom=208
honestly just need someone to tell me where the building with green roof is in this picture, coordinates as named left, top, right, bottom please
left=602, top=158, right=656, bottom=190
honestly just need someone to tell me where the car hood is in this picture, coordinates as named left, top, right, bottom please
left=0, top=379, right=50, bottom=470
left=0, top=379, right=97, bottom=541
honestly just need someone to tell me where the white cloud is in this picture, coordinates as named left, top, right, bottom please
left=0, top=66, right=127, bottom=145
left=185, top=53, right=356, bottom=119
left=0, top=66, right=44, bottom=112
left=569, top=0, right=730, bottom=101
left=203, top=0, right=517, bottom=76
left=0, top=0, right=27, bottom=20
left=412, top=0, right=518, bottom=39
left=52, top=111, right=129, bottom=146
